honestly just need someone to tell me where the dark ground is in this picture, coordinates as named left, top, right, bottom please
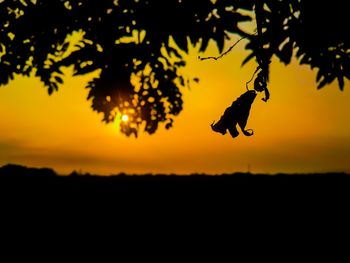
left=1, top=163, right=349, bottom=250
left=1, top=163, right=349, bottom=198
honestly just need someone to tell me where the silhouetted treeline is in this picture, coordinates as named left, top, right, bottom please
left=1, top=163, right=349, bottom=213
left=1, top=163, right=349, bottom=229
left=1, top=163, right=349, bottom=185
left=0, top=163, right=57, bottom=177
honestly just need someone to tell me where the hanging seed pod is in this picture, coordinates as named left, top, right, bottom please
left=211, top=90, right=257, bottom=139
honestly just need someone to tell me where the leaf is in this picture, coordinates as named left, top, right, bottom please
left=48, top=86, right=53, bottom=95
left=337, top=75, right=344, bottom=91
left=241, top=52, right=255, bottom=66
left=317, top=74, right=335, bottom=89
left=189, top=34, right=199, bottom=46
left=316, top=69, right=324, bottom=82
left=222, top=12, right=251, bottom=33
left=55, top=76, right=63, bottom=84
left=52, top=82, right=59, bottom=91
left=165, top=122, right=172, bottom=129
left=200, top=37, right=210, bottom=52
left=296, top=48, right=304, bottom=58
left=167, top=46, right=182, bottom=59
left=300, top=54, right=310, bottom=65
left=216, top=33, right=225, bottom=53
left=73, top=63, right=98, bottom=76
left=343, top=64, right=350, bottom=80
left=279, top=41, right=293, bottom=64
left=173, top=34, right=188, bottom=53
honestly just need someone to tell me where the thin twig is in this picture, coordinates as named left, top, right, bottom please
left=199, top=36, right=247, bottom=61
left=246, top=67, right=260, bottom=91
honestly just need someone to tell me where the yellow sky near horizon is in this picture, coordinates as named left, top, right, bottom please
left=1, top=38, right=350, bottom=175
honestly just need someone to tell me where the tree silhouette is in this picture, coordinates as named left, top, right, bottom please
left=1, top=0, right=349, bottom=137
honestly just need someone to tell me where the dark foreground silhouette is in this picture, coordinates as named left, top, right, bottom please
left=1, top=164, right=349, bottom=197
left=1, top=163, right=349, bottom=240
left=211, top=90, right=257, bottom=138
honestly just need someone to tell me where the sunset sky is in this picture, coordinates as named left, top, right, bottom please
left=1, top=36, right=350, bottom=175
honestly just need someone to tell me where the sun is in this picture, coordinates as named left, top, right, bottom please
left=121, top=114, right=129, bottom=122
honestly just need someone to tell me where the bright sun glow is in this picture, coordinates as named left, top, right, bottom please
left=121, top=114, right=129, bottom=122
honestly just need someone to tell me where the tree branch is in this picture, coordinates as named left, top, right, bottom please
left=198, top=36, right=247, bottom=61
left=246, top=67, right=260, bottom=91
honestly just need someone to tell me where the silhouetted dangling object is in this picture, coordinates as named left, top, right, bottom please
left=211, top=90, right=257, bottom=138
left=254, top=69, right=270, bottom=102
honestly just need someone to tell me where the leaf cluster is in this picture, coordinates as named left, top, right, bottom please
left=1, top=0, right=349, bottom=136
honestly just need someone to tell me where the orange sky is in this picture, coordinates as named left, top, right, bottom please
left=1, top=38, right=350, bottom=175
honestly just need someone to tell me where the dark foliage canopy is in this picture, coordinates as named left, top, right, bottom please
left=1, top=0, right=349, bottom=136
